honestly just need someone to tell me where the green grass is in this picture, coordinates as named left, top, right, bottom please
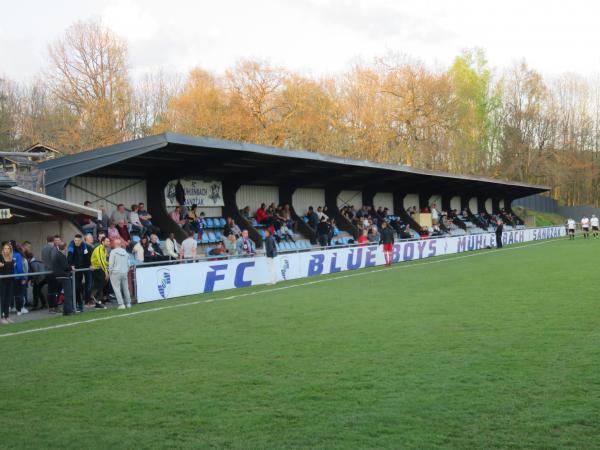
left=513, top=206, right=566, bottom=227
left=2, top=237, right=600, bottom=449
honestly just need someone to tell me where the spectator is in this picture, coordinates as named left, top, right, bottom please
left=181, top=230, right=197, bottom=260
left=277, top=222, right=295, bottom=243
left=41, top=235, right=60, bottom=313
left=22, top=241, right=46, bottom=311
left=306, top=206, right=319, bottom=231
left=67, top=234, right=90, bottom=313
left=170, top=206, right=186, bottom=227
left=431, top=203, right=440, bottom=225
left=78, top=234, right=94, bottom=306
left=256, top=203, right=269, bottom=225
left=116, top=220, right=131, bottom=247
left=164, top=233, right=180, bottom=260
left=0, top=242, right=15, bottom=324
left=358, top=229, right=368, bottom=246
left=148, top=234, right=168, bottom=262
left=223, top=217, right=241, bottom=238
left=129, top=204, right=144, bottom=235
left=380, top=221, right=395, bottom=266
left=316, top=206, right=328, bottom=221
left=98, top=205, right=109, bottom=232
left=316, top=217, right=331, bottom=247
left=240, top=206, right=252, bottom=221
left=281, top=204, right=294, bottom=229
left=90, top=237, right=110, bottom=308
left=110, top=204, right=128, bottom=225
left=107, top=222, right=120, bottom=241
left=224, top=233, right=237, bottom=254
left=108, top=238, right=132, bottom=310
left=51, top=241, right=74, bottom=316
left=11, top=241, right=28, bottom=315
left=132, top=236, right=149, bottom=263
left=208, top=241, right=226, bottom=257
left=399, top=224, right=413, bottom=240
left=187, top=204, right=204, bottom=235
left=236, top=230, right=256, bottom=255
left=79, top=201, right=98, bottom=237
left=368, top=225, right=380, bottom=244
left=138, top=203, right=159, bottom=235
left=264, top=229, right=278, bottom=285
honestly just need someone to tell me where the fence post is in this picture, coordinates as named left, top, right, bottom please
left=71, top=270, right=77, bottom=313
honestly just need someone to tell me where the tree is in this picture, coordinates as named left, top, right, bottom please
left=47, top=19, right=132, bottom=150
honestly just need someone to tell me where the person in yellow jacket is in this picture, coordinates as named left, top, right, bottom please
left=90, top=236, right=111, bottom=309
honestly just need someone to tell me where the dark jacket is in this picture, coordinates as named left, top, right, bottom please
left=67, top=241, right=90, bottom=269
left=41, top=243, right=55, bottom=270
left=307, top=212, right=319, bottom=229
left=265, top=236, right=277, bottom=258
left=380, top=227, right=395, bottom=245
left=51, top=250, right=71, bottom=278
left=316, top=221, right=331, bottom=236
left=150, top=242, right=164, bottom=256
left=496, top=224, right=504, bottom=235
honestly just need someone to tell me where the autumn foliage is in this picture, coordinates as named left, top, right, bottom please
left=1, top=20, right=599, bottom=206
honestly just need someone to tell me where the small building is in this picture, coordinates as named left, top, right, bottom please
left=0, top=143, right=61, bottom=192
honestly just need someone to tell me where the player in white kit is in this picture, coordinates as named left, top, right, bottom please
left=581, top=216, right=590, bottom=239
left=591, top=215, right=599, bottom=239
left=567, top=218, right=576, bottom=240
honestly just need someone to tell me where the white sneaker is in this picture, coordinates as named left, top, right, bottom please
left=10, top=307, right=17, bottom=314
left=16, top=310, right=22, bottom=316
left=117, top=305, right=126, bottom=310
left=20, top=307, right=29, bottom=314
left=125, top=304, right=132, bottom=309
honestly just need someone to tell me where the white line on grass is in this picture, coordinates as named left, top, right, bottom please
left=0, top=238, right=564, bottom=338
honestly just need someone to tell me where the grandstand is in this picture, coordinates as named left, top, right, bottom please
left=39, top=133, right=546, bottom=255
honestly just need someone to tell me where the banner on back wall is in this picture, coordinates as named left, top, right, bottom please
left=136, top=226, right=566, bottom=303
left=164, top=178, right=224, bottom=208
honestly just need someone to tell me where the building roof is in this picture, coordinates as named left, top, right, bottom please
left=39, top=132, right=549, bottom=199
left=0, top=185, right=100, bottom=223
left=23, top=143, right=62, bottom=155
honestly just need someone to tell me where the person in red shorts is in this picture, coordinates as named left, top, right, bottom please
left=379, top=221, right=395, bottom=266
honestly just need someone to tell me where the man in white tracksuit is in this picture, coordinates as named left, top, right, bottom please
left=108, top=238, right=132, bottom=309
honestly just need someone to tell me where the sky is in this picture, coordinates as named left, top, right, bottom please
left=2, top=0, right=600, bottom=81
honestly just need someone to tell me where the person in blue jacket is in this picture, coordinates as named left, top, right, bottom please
left=10, top=240, right=28, bottom=316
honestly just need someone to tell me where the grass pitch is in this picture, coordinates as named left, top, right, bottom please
left=2, top=237, right=599, bottom=449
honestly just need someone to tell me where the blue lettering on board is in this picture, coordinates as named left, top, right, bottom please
left=308, top=254, right=325, bottom=276
left=347, top=248, right=363, bottom=270
left=234, top=261, right=254, bottom=288
left=365, top=246, right=377, bottom=267
left=329, top=252, right=342, bottom=273
left=204, top=264, right=228, bottom=293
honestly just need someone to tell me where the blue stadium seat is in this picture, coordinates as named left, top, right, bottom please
left=259, top=229, right=266, bottom=238
left=276, top=242, right=283, bottom=251
left=132, top=235, right=140, bottom=243
left=288, top=241, right=297, bottom=250
left=219, top=218, right=226, bottom=227
left=214, top=231, right=223, bottom=240
left=282, top=242, right=290, bottom=251
left=206, top=218, right=214, bottom=228
left=201, top=233, right=209, bottom=244
left=207, top=232, right=217, bottom=243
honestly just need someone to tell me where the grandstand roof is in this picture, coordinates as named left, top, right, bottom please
left=40, top=133, right=548, bottom=199
left=0, top=185, right=100, bottom=223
